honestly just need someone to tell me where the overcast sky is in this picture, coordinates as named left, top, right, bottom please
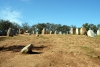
left=0, top=0, right=100, bottom=27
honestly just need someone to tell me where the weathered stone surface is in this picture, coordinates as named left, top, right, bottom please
left=80, top=27, right=86, bottom=35
left=76, top=28, right=80, bottom=35
left=70, top=28, right=76, bottom=34
left=42, top=28, right=46, bottom=35
left=19, top=29, right=24, bottom=34
left=54, top=31, right=57, bottom=34
left=36, top=32, right=39, bottom=36
left=59, top=31, right=62, bottom=34
left=50, top=31, right=52, bottom=35
left=97, top=29, right=100, bottom=35
left=7, top=28, right=13, bottom=37
left=70, top=28, right=73, bottom=34
left=33, top=31, right=34, bottom=34
left=87, top=30, right=95, bottom=37
left=21, top=44, right=33, bottom=54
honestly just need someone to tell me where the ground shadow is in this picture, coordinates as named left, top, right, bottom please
left=0, top=45, right=25, bottom=52
left=28, top=51, right=43, bottom=54
left=33, top=45, right=47, bottom=50
left=0, top=45, right=47, bottom=54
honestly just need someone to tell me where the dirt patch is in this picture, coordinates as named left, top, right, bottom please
left=0, top=35, right=100, bottom=67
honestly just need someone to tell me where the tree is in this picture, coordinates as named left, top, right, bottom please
left=31, top=24, right=37, bottom=34
left=89, top=24, right=97, bottom=33
left=0, top=20, right=12, bottom=30
left=82, top=23, right=97, bottom=33
left=36, top=23, right=46, bottom=34
left=22, top=22, right=30, bottom=32
left=61, top=25, right=70, bottom=34
left=70, top=25, right=76, bottom=30
left=12, top=22, right=21, bottom=30
left=97, top=24, right=100, bottom=29
left=50, top=24, right=58, bottom=34
left=56, top=24, right=62, bottom=34
left=0, top=19, right=21, bottom=35
left=45, top=22, right=52, bottom=34
left=82, top=23, right=90, bottom=31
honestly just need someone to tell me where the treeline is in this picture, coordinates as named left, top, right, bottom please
left=0, top=19, right=100, bottom=34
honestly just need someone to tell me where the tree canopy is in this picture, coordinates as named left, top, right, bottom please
left=0, top=19, right=100, bottom=34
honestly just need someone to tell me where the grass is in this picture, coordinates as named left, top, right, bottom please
left=0, top=34, right=100, bottom=67
left=81, top=46, right=93, bottom=51
left=80, top=46, right=100, bottom=59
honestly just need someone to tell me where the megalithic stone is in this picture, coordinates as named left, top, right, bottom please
left=42, top=28, right=46, bottom=35
left=70, top=28, right=74, bottom=34
left=36, top=32, right=39, bottom=36
left=19, top=29, right=23, bottom=34
left=54, top=31, right=57, bottom=34
left=7, top=28, right=13, bottom=37
left=76, top=28, right=80, bottom=35
left=87, top=30, right=95, bottom=37
left=33, top=31, right=34, bottom=34
left=80, top=27, right=86, bottom=35
left=50, top=31, right=52, bottom=35
left=97, top=29, right=100, bottom=35
left=21, top=44, right=33, bottom=54
left=59, top=31, right=62, bottom=34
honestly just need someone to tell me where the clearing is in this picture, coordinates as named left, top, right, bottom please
left=0, top=34, right=100, bottom=67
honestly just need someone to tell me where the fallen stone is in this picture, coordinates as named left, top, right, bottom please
left=21, top=44, right=33, bottom=54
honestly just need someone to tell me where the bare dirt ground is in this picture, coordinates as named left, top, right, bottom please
left=0, top=34, right=100, bottom=67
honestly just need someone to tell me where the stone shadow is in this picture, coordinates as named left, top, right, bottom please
left=33, top=45, right=47, bottom=50
left=0, top=45, right=47, bottom=54
left=0, top=45, right=25, bottom=52
left=28, top=51, right=43, bottom=54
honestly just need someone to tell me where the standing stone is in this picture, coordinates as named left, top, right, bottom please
left=70, top=28, right=73, bottom=34
left=87, top=30, right=95, bottom=37
left=21, top=44, right=33, bottom=54
left=97, top=29, right=100, bottom=35
left=59, top=31, right=62, bottom=34
left=19, top=29, right=23, bottom=34
left=70, top=28, right=74, bottom=34
left=7, top=28, right=13, bottom=37
left=36, top=32, right=39, bottom=36
left=80, top=27, right=86, bottom=35
left=54, top=31, right=57, bottom=35
left=76, top=28, right=80, bottom=35
left=42, top=28, right=46, bottom=35
left=33, top=31, right=34, bottom=34
left=50, top=31, right=52, bottom=35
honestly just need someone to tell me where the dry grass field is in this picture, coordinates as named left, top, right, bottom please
left=0, top=34, right=100, bottom=67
